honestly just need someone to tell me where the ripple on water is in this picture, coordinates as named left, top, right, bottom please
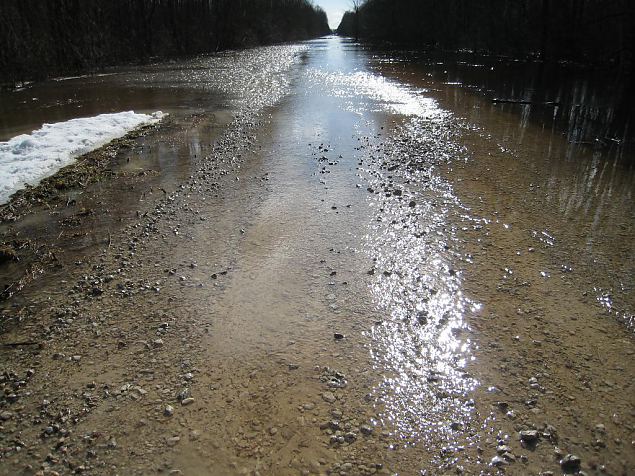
left=124, top=44, right=309, bottom=114
left=334, top=65, right=482, bottom=459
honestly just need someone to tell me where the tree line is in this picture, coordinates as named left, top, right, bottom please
left=337, top=0, right=634, bottom=74
left=0, top=0, right=330, bottom=85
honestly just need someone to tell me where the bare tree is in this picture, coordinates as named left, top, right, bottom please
left=0, top=0, right=331, bottom=85
left=350, top=0, right=363, bottom=40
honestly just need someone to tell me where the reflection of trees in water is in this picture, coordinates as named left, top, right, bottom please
left=402, top=50, right=634, bottom=149
left=337, top=1, right=635, bottom=148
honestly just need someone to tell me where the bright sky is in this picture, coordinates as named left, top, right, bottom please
left=313, top=0, right=351, bottom=30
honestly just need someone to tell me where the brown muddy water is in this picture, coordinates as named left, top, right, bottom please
left=0, top=36, right=633, bottom=476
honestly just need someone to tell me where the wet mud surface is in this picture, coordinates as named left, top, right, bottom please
left=1, top=37, right=634, bottom=475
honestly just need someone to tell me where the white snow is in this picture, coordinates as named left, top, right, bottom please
left=0, top=111, right=165, bottom=204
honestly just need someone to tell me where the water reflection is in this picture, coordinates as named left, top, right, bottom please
left=305, top=46, right=478, bottom=459
left=360, top=114, right=480, bottom=455
left=299, top=38, right=481, bottom=462
left=374, top=45, right=635, bottom=333
left=0, top=45, right=307, bottom=140
left=306, top=69, right=436, bottom=116
left=389, top=51, right=635, bottom=150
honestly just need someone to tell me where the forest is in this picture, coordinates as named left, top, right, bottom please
left=338, top=0, right=634, bottom=75
left=0, top=0, right=330, bottom=85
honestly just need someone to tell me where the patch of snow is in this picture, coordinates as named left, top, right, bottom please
left=0, top=111, right=165, bottom=204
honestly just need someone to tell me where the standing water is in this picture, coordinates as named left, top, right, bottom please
left=0, top=36, right=633, bottom=475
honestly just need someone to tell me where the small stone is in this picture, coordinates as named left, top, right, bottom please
left=303, top=403, right=315, bottom=411
left=166, top=436, right=181, bottom=446
left=322, top=392, right=336, bottom=403
left=164, top=405, right=175, bottom=417
left=327, top=420, right=341, bottom=430
left=152, top=338, right=164, bottom=348
left=450, top=422, right=462, bottom=431
left=334, top=333, right=345, bottom=340
left=560, top=454, right=581, bottom=472
left=344, top=432, right=357, bottom=442
left=107, top=438, right=117, bottom=449
left=269, top=427, right=278, bottom=436
left=177, top=388, right=191, bottom=401
left=520, top=429, right=539, bottom=443
left=490, top=455, right=507, bottom=467
left=360, top=425, right=373, bottom=435
left=496, top=401, right=509, bottom=412
left=181, top=398, right=194, bottom=406
left=496, top=445, right=512, bottom=454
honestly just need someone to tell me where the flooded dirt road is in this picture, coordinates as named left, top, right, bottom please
left=1, top=37, right=633, bottom=475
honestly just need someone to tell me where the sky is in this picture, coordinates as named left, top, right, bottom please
left=313, top=0, right=351, bottom=30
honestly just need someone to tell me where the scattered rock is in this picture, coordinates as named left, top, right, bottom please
left=322, top=392, right=336, bottom=403
left=520, top=429, right=540, bottom=444
left=176, top=388, right=191, bottom=401
left=560, top=454, right=581, bottom=472
left=490, top=455, right=508, bottom=467
left=496, top=445, right=512, bottom=454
